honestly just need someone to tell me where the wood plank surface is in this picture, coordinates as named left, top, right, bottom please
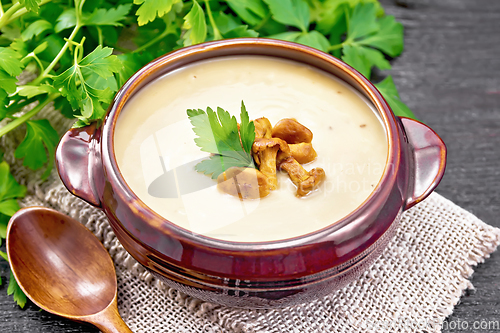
left=1, top=0, right=500, bottom=331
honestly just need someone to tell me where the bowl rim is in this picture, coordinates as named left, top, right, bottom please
left=101, top=37, right=401, bottom=251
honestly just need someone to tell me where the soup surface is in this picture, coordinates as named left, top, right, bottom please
left=114, top=56, right=388, bottom=242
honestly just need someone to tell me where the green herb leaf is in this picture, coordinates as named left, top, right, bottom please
left=358, top=15, right=403, bottom=57
left=339, top=2, right=403, bottom=78
left=315, top=1, right=347, bottom=35
left=8, top=271, right=27, bottom=308
left=187, top=103, right=255, bottom=179
left=55, top=9, right=77, bottom=32
left=0, top=47, right=23, bottom=76
left=344, top=0, right=384, bottom=16
left=0, top=211, right=14, bottom=239
left=375, top=76, right=416, bottom=119
left=20, top=0, right=41, bottom=13
left=223, top=25, right=259, bottom=38
left=0, top=161, right=27, bottom=201
left=21, top=20, right=53, bottom=41
left=134, top=0, right=181, bottom=26
left=269, top=30, right=329, bottom=52
left=54, top=96, right=74, bottom=119
left=295, top=31, right=330, bottom=52
left=84, top=4, right=133, bottom=26
left=263, top=0, right=310, bottom=32
left=0, top=214, right=8, bottom=238
left=182, top=0, right=207, bottom=46
left=54, top=45, right=122, bottom=123
left=17, top=85, right=56, bottom=99
left=342, top=44, right=391, bottom=78
left=0, top=161, right=25, bottom=239
left=226, top=0, right=266, bottom=26
left=269, top=31, right=302, bottom=42
left=195, top=153, right=254, bottom=179
left=347, top=2, right=378, bottom=40
left=238, top=101, right=256, bottom=154
left=0, top=70, right=18, bottom=95
left=213, top=12, right=259, bottom=38
left=14, top=119, right=59, bottom=179
left=0, top=199, right=21, bottom=217
left=116, top=53, right=149, bottom=87
left=32, top=41, right=49, bottom=54
left=0, top=26, right=21, bottom=41
left=79, top=45, right=122, bottom=78
left=0, top=250, right=7, bottom=261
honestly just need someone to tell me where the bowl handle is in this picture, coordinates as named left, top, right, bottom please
left=399, top=117, right=447, bottom=210
left=56, top=123, right=102, bottom=207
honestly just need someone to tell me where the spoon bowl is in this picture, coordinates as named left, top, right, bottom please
left=7, top=207, right=133, bottom=333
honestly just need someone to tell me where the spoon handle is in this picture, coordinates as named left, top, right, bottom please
left=87, top=299, right=134, bottom=333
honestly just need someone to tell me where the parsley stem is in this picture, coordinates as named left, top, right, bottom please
left=205, top=0, right=222, bottom=40
left=0, top=2, right=21, bottom=29
left=0, top=93, right=59, bottom=138
left=32, top=24, right=81, bottom=85
left=328, top=42, right=345, bottom=52
left=0, top=2, right=4, bottom=16
left=5, top=0, right=52, bottom=24
left=132, top=29, right=169, bottom=53
left=97, top=26, right=103, bottom=46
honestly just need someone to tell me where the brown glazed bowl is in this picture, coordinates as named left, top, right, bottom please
left=55, top=38, right=446, bottom=308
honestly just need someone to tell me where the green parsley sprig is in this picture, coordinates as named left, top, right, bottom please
left=187, top=102, right=255, bottom=179
left=0, top=0, right=415, bottom=307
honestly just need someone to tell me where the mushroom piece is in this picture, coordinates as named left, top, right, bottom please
left=295, top=167, right=326, bottom=197
left=254, top=117, right=273, bottom=139
left=289, top=143, right=317, bottom=164
left=252, top=137, right=288, bottom=190
left=272, top=118, right=313, bottom=144
left=217, top=167, right=270, bottom=199
left=277, top=150, right=326, bottom=197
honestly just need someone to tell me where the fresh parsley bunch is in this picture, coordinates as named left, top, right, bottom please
left=0, top=0, right=415, bottom=307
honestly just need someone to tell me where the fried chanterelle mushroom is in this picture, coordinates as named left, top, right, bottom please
left=254, top=117, right=273, bottom=139
left=252, top=137, right=288, bottom=190
left=288, top=142, right=317, bottom=164
left=217, top=167, right=270, bottom=199
left=277, top=149, right=326, bottom=197
left=272, top=118, right=313, bottom=144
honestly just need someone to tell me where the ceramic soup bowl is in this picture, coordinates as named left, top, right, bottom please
left=56, top=38, right=446, bottom=308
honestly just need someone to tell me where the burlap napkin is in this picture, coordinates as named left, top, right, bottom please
left=3, top=106, right=500, bottom=333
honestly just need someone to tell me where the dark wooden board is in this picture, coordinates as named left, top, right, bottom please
left=380, top=0, right=500, bottom=331
left=1, top=0, right=500, bottom=331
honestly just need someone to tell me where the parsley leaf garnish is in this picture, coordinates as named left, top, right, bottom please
left=187, top=102, right=255, bottom=179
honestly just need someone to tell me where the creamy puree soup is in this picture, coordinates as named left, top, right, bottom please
left=114, top=56, right=388, bottom=242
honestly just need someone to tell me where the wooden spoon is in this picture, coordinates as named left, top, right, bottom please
left=6, top=207, right=133, bottom=333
